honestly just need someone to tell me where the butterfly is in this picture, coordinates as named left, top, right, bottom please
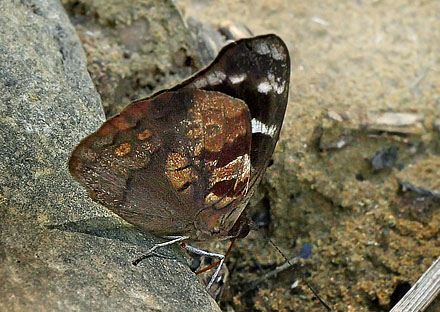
left=69, top=34, right=290, bottom=288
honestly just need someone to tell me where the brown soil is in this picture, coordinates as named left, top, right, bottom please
left=176, top=1, right=440, bottom=311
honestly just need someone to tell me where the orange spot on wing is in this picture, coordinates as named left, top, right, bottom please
left=111, top=116, right=133, bottom=130
left=115, top=143, right=131, bottom=157
left=137, top=128, right=152, bottom=140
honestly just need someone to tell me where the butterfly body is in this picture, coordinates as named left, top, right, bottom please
left=69, top=34, right=290, bottom=241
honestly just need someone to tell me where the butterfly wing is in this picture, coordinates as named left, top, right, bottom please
left=167, top=34, right=290, bottom=233
left=168, top=34, right=290, bottom=204
left=69, top=35, right=289, bottom=240
left=69, top=89, right=252, bottom=239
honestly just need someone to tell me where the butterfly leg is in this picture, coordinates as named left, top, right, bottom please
left=182, top=244, right=225, bottom=290
left=132, top=235, right=189, bottom=265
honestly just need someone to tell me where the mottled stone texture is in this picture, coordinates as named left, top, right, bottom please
left=62, top=0, right=202, bottom=117
left=0, top=1, right=220, bottom=311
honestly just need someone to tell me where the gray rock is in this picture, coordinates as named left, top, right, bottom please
left=0, top=1, right=220, bottom=311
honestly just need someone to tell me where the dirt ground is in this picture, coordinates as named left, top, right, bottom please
left=63, top=0, right=440, bottom=311
left=174, top=1, right=440, bottom=311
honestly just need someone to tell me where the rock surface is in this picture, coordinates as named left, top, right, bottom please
left=0, top=1, right=220, bottom=311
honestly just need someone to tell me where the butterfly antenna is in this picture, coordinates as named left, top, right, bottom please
left=195, top=238, right=236, bottom=275
left=266, top=237, right=332, bottom=311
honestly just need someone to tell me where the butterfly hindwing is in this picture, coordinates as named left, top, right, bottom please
left=69, top=89, right=252, bottom=238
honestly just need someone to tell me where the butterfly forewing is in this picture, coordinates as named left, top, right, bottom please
left=169, top=34, right=290, bottom=199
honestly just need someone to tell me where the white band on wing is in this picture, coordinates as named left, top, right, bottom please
left=251, top=118, right=277, bottom=137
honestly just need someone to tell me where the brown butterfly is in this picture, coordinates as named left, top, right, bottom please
left=69, top=34, right=290, bottom=289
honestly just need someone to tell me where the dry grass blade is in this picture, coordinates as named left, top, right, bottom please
left=390, top=256, right=440, bottom=312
